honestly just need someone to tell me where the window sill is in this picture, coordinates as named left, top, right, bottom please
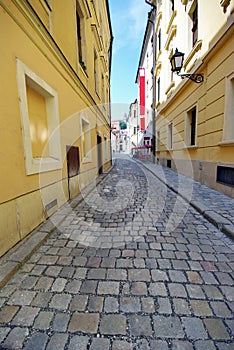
left=184, top=145, right=198, bottom=149
left=219, top=140, right=234, bottom=147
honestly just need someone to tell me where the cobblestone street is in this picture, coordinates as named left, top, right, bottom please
left=0, top=155, right=234, bottom=349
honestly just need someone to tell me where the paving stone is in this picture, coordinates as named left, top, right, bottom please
left=141, top=297, right=155, bottom=313
left=171, top=340, right=194, bottom=349
left=68, top=335, right=89, bottom=350
left=190, top=300, right=213, bottom=316
left=120, top=297, right=141, bottom=312
left=46, top=333, right=68, bottom=350
left=129, top=315, right=152, bottom=336
left=149, top=282, right=167, bottom=296
left=104, top=296, right=119, bottom=313
left=200, top=272, right=219, bottom=284
left=133, top=258, right=146, bottom=268
left=52, top=313, right=70, bottom=332
left=0, top=327, right=10, bottom=343
left=51, top=278, right=67, bottom=292
left=23, top=332, right=49, bottom=350
left=65, top=279, right=82, bottom=293
left=168, top=283, right=187, bottom=297
left=187, top=271, right=203, bottom=284
left=131, top=281, right=147, bottom=295
left=88, top=296, right=103, bottom=312
left=210, top=301, right=232, bottom=317
left=34, top=276, right=54, bottom=291
left=87, top=268, right=106, bottom=280
left=173, top=298, right=191, bottom=315
left=101, top=257, right=116, bottom=268
left=107, top=268, right=127, bottom=280
left=116, top=258, right=133, bottom=268
left=128, top=269, right=151, bottom=281
left=80, top=280, right=98, bottom=294
left=100, top=314, right=126, bottom=335
left=98, top=281, right=119, bottom=295
left=60, top=266, right=76, bottom=278
left=8, top=290, right=36, bottom=306
left=150, top=340, right=169, bottom=350
left=38, top=255, right=58, bottom=265
left=186, top=285, right=206, bottom=299
left=220, top=286, right=234, bottom=301
left=49, top=294, right=71, bottom=310
left=33, top=311, right=54, bottom=330
left=202, top=285, right=224, bottom=300
left=158, top=258, right=172, bottom=269
left=89, top=338, right=110, bottom=350
left=169, top=270, right=187, bottom=282
left=182, top=317, right=208, bottom=340
left=12, top=306, right=39, bottom=326
left=153, top=315, right=184, bottom=338
left=157, top=297, right=172, bottom=314
left=0, top=305, right=19, bottom=323
left=112, top=340, right=133, bottom=350
left=194, top=340, right=216, bottom=350
left=203, top=318, right=230, bottom=340
left=31, top=292, right=52, bottom=307
left=151, top=269, right=168, bottom=281
left=2, top=327, right=29, bottom=349
left=69, top=312, right=99, bottom=334
left=73, top=267, right=87, bottom=279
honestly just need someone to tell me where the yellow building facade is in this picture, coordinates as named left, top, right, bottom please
left=154, top=0, right=234, bottom=197
left=0, top=0, right=113, bottom=257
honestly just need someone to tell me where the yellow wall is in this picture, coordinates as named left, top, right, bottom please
left=0, top=0, right=112, bottom=257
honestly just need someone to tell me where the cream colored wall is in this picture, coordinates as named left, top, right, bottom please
left=156, top=29, right=234, bottom=196
left=0, top=0, right=112, bottom=257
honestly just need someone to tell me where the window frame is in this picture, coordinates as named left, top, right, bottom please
left=16, top=59, right=62, bottom=175
left=221, top=72, right=234, bottom=144
left=80, top=115, right=92, bottom=163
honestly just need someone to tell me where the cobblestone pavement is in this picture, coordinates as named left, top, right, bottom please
left=0, top=155, right=234, bottom=349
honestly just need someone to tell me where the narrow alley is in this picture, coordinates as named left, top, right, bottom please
left=0, top=155, right=234, bottom=350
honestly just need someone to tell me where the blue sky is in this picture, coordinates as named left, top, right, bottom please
left=109, top=0, right=149, bottom=119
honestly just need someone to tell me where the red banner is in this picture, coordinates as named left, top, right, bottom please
left=139, top=68, right=145, bottom=130
left=140, top=117, right=145, bottom=131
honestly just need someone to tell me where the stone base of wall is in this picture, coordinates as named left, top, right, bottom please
left=157, top=157, right=234, bottom=198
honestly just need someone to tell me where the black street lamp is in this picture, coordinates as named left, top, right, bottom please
left=170, top=48, right=204, bottom=83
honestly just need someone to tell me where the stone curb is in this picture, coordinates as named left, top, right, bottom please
left=0, top=164, right=114, bottom=288
left=136, top=159, right=234, bottom=241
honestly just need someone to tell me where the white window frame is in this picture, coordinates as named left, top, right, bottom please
left=80, top=115, right=92, bottom=163
left=222, top=72, right=234, bottom=144
left=16, top=59, right=62, bottom=175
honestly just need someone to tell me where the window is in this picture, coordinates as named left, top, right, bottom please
left=104, top=136, right=109, bottom=160
left=94, top=49, right=99, bottom=95
left=157, top=78, right=161, bottom=103
left=186, top=106, right=197, bottom=146
left=76, top=4, right=86, bottom=69
left=16, top=59, right=62, bottom=175
left=189, top=2, right=198, bottom=47
left=169, top=0, right=174, bottom=16
left=81, top=117, right=91, bottom=162
left=168, top=123, right=173, bottom=150
left=222, top=73, right=234, bottom=142
left=158, top=29, right=161, bottom=51
left=157, top=130, right=160, bottom=151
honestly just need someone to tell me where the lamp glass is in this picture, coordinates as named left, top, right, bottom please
left=170, top=49, right=185, bottom=72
